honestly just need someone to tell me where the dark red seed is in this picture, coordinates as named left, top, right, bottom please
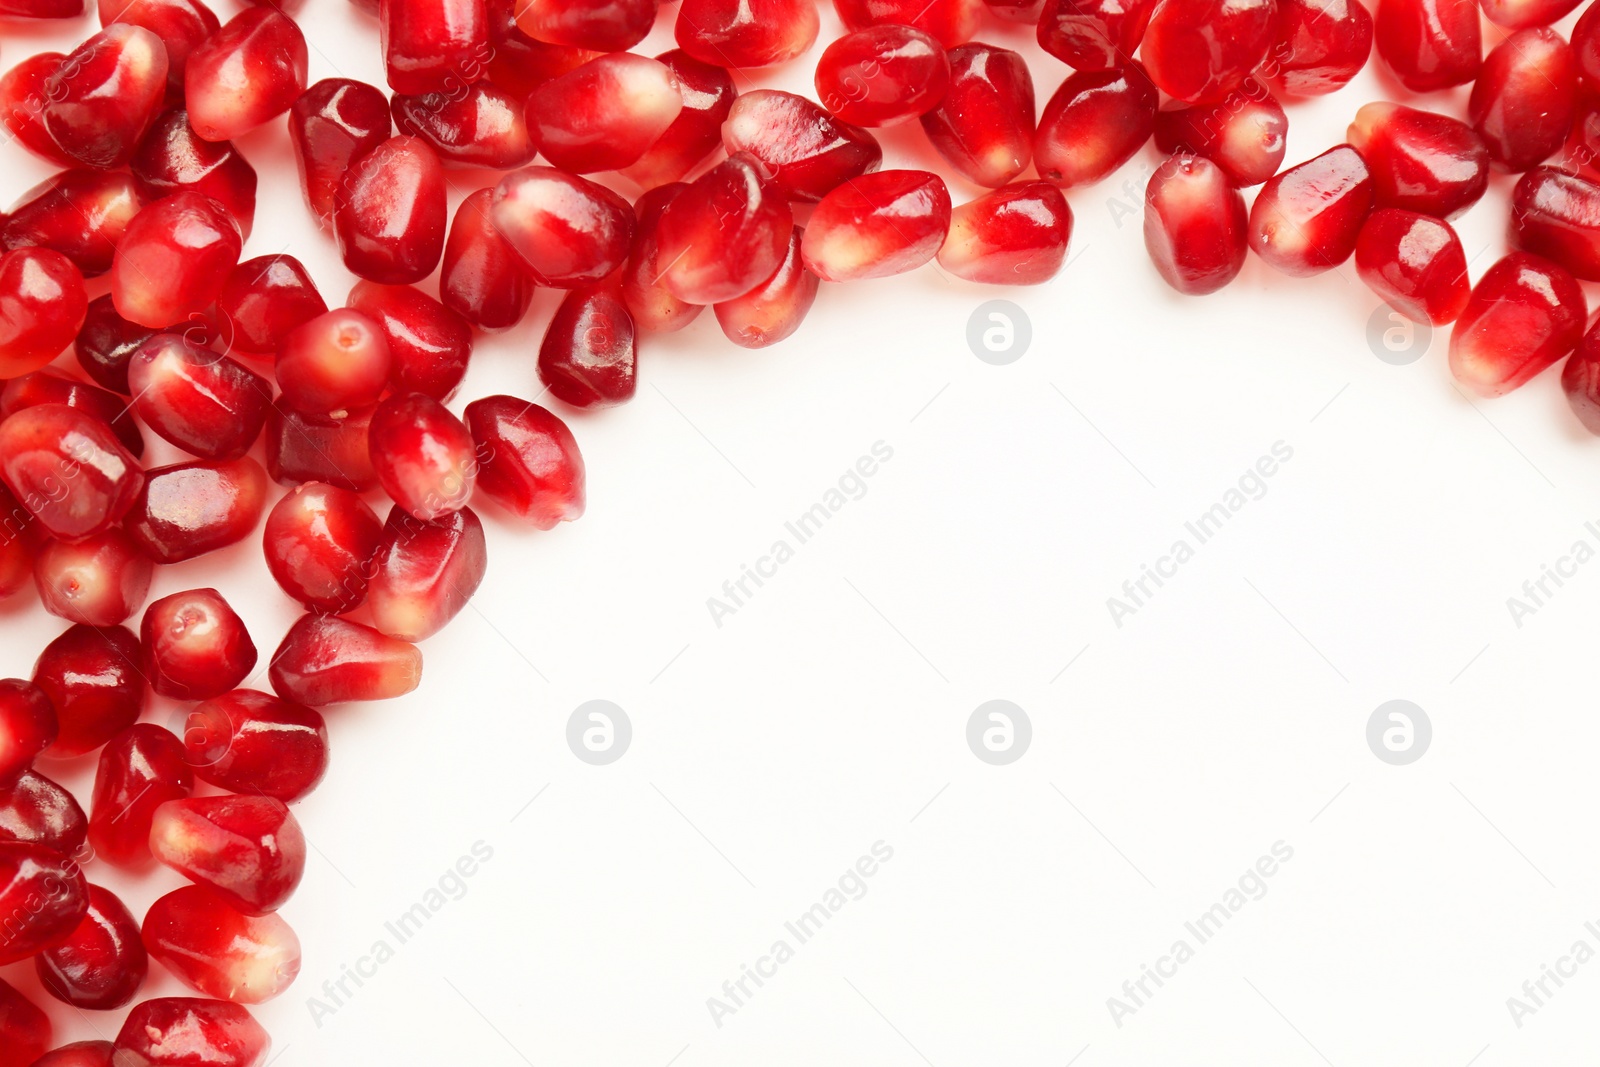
left=42, top=25, right=167, bottom=169
left=675, top=0, right=819, bottom=68
left=486, top=0, right=598, bottom=96
left=25, top=1040, right=115, bottom=1067
left=1140, top=0, right=1275, bottom=105
left=1153, top=84, right=1288, bottom=188
left=185, top=8, right=308, bottom=142
left=34, top=530, right=152, bottom=627
left=123, top=456, right=269, bottom=564
left=815, top=26, right=950, bottom=128
left=111, top=191, right=242, bottom=329
left=832, top=0, right=979, bottom=47
left=620, top=50, right=736, bottom=188
left=128, top=334, right=269, bottom=461
left=150, top=795, right=306, bottom=915
left=0, top=841, right=89, bottom=964
left=1374, top=0, right=1482, bottom=92
left=392, top=82, right=538, bottom=169
left=1247, top=145, right=1375, bottom=277
left=1034, top=64, right=1158, bottom=189
left=263, top=483, right=383, bottom=614
left=0, top=771, right=87, bottom=857
left=369, top=393, right=477, bottom=520
left=367, top=506, right=488, bottom=641
left=514, top=0, right=654, bottom=50
left=0, top=978, right=49, bottom=1067
left=802, top=169, right=952, bottom=282
left=1347, top=102, right=1489, bottom=219
left=1512, top=166, right=1600, bottom=281
left=1561, top=317, right=1600, bottom=433
left=0, top=405, right=140, bottom=542
left=464, top=395, right=586, bottom=529
left=335, top=136, right=448, bottom=285
left=1036, top=0, right=1153, bottom=71
left=0, top=249, right=89, bottom=379
left=1355, top=208, right=1470, bottom=325
left=266, top=406, right=379, bottom=493
left=2, top=170, right=144, bottom=278
left=920, top=44, right=1035, bottom=189
left=348, top=281, right=474, bottom=401
left=938, top=182, right=1073, bottom=286
left=715, top=226, right=821, bottom=346
left=215, top=255, right=328, bottom=356
left=1258, top=0, right=1373, bottom=96
left=1450, top=251, right=1586, bottom=396
left=0, top=368, right=145, bottom=459
left=540, top=284, right=638, bottom=408
left=382, top=0, right=491, bottom=96
left=113, top=998, right=269, bottom=1067
left=35, top=883, right=146, bottom=1010
left=180, top=690, right=328, bottom=802
left=141, top=588, right=257, bottom=701
left=1468, top=28, right=1579, bottom=172
left=441, top=189, right=537, bottom=331
left=289, top=79, right=393, bottom=225
left=269, top=615, right=422, bottom=706
left=490, top=167, right=635, bottom=287
left=131, top=110, right=257, bottom=238
left=74, top=296, right=156, bottom=393
left=722, top=90, right=882, bottom=202
left=0, top=681, right=54, bottom=786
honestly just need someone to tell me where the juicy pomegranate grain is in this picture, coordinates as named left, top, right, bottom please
left=1036, top=0, right=1153, bottom=71
left=131, top=110, right=257, bottom=238
left=920, top=44, right=1035, bottom=189
left=149, top=795, right=306, bottom=915
left=0, top=53, right=75, bottom=167
left=0, top=249, right=89, bottom=378
left=180, top=690, right=327, bottom=801
left=34, top=530, right=152, bottom=627
left=124, top=456, right=269, bottom=564
left=27, top=1041, right=115, bottom=1067
left=1374, top=0, right=1482, bottom=91
left=141, top=588, right=257, bottom=700
left=0, top=770, right=87, bottom=856
left=540, top=284, right=639, bottom=408
left=1354, top=208, right=1470, bottom=324
left=35, top=883, right=145, bottom=1010
left=655, top=154, right=793, bottom=301
left=1450, top=251, right=1586, bottom=396
left=367, top=506, right=487, bottom=641
left=88, top=723, right=192, bottom=868
left=31, top=625, right=144, bottom=759
left=381, top=0, right=491, bottom=96
left=464, top=395, right=586, bottom=528
left=487, top=14, right=598, bottom=97
left=1248, top=145, right=1376, bottom=277
left=42, top=25, right=167, bottom=169
left=128, top=334, right=269, bottom=460
left=348, top=282, right=475, bottom=401
left=143, top=886, right=300, bottom=1004
left=1258, top=0, right=1373, bottom=96
left=674, top=0, right=820, bottom=68
left=621, top=50, right=736, bottom=188
left=1481, top=0, right=1581, bottom=26
left=0, top=680, right=54, bottom=786
left=368, top=394, right=477, bottom=520
left=832, top=0, right=980, bottom=47
left=216, top=255, right=328, bottom=355
left=1153, top=84, right=1287, bottom=188
left=1512, top=167, right=1600, bottom=280
left=113, top=998, right=270, bottom=1067
left=802, top=169, right=952, bottom=282
left=0, top=404, right=141, bottom=542
left=0, top=841, right=89, bottom=964
left=716, top=226, right=821, bottom=346
left=1141, top=0, right=1275, bottom=105
left=267, top=406, right=380, bottom=493
left=815, top=26, right=950, bottom=127
left=514, top=0, right=655, bottom=50
left=111, top=191, right=242, bottom=329
left=100, top=0, right=219, bottom=102
left=529, top=53, right=684, bottom=173
left=1035, top=64, right=1158, bottom=189
left=334, top=136, right=448, bottom=286
left=1469, top=28, right=1579, bottom=172
left=1347, top=102, right=1489, bottom=219
left=723, top=91, right=883, bottom=202
left=1578, top=3, right=1600, bottom=89
left=270, top=615, right=422, bottom=707
left=74, top=296, right=156, bottom=393
left=490, top=167, right=635, bottom=287
left=0, top=369, right=145, bottom=459
left=1142, top=155, right=1248, bottom=295
left=621, top=184, right=704, bottom=333
left=289, top=79, right=393, bottom=225
left=0, top=978, right=50, bottom=1067
left=2, top=170, right=144, bottom=278
left=392, top=82, right=539, bottom=170
left=263, top=483, right=383, bottom=614
left=938, top=182, right=1073, bottom=286
left=1562, top=318, right=1600, bottom=432
left=277, top=310, right=392, bottom=418
left=441, top=189, right=537, bottom=332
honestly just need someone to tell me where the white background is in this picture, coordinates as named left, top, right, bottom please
left=5, top=1, right=1600, bottom=1063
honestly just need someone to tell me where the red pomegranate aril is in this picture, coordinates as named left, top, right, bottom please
left=124, top=457, right=269, bottom=564
left=1451, top=251, right=1585, bottom=396
left=621, top=50, right=736, bottom=188
left=832, top=0, right=979, bottom=47
left=921, top=45, right=1034, bottom=190
left=1141, top=0, right=1275, bottom=105
left=815, top=26, right=950, bottom=128
left=621, top=184, right=703, bottom=333
left=348, top=282, right=473, bottom=401
left=0, top=978, right=50, bottom=1067
left=113, top=998, right=270, bottom=1067
left=675, top=0, right=819, bottom=67
left=1578, top=3, right=1600, bottom=88
left=111, top=192, right=241, bottom=329
left=723, top=90, right=883, bottom=202
left=382, top=0, right=490, bottom=96
left=88, top=724, right=192, bottom=868
left=0, top=369, right=145, bottom=459
left=442, top=190, right=536, bottom=332
left=75, top=297, right=153, bottom=393
left=1035, top=64, right=1158, bottom=189
left=938, top=183, right=1073, bottom=286
left=185, top=8, right=306, bottom=142
left=0, top=249, right=89, bottom=379
left=655, top=154, right=792, bottom=302
left=27, top=1041, right=115, bottom=1067
left=464, top=395, right=585, bottom=528
left=34, top=530, right=152, bottom=627
left=490, top=167, right=635, bottom=286
left=0, top=842, right=89, bottom=964
left=0, top=54, right=75, bottom=167
left=715, top=226, right=820, bottom=347
left=128, top=334, right=269, bottom=460
left=216, top=256, right=327, bottom=355
left=1153, top=84, right=1287, bottom=188
left=540, top=284, right=638, bottom=408
left=1036, top=0, right=1153, bottom=71
left=35, top=883, right=145, bottom=1011
left=0, top=771, right=86, bottom=857
left=802, top=169, right=952, bottom=282
left=263, top=483, right=382, bottom=614
left=514, top=0, right=654, bottom=50
left=1482, top=0, right=1581, bottom=26
left=1354, top=208, right=1470, bottom=325
left=1248, top=145, right=1375, bottom=277
left=1348, top=103, right=1489, bottom=219
left=277, top=311, right=391, bottom=418
left=31, top=626, right=144, bottom=759
left=1512, top=167, right=1600, bottom=280
left=0, top=405, right=141, bottom=542
left=267, top=406, right=379, bottom=493
left=0, top=680, right=54, bottom=786
left=101, top=0, right=219, bottom=102
left=2, top=170, right=144, bottom=278
left=1258, top=0, right=1372, bottom=96
left=270, top=615, right=422, bottom=706
left=289, top=79, right=393, bottom=225
left=368, top=506, right=487, bottom=641
left=392, top=83, right=537, bottom=171
left=142, top=588, right=255, bottom=700
left=1469, top=28, right=1578, bottom=172
left=1562, top=318, right=1600, bottom=432
left=131, top=110, right=256, bottom=238
left=368, top=394, right=476, bottom=520
left=487, top=11, right=597, bottom=97
left=1142, top=155, right=1248, bottom=294
left=0, top=0, right=79, bottom=14
left=335, top=136, right=448, bottom=286
left=529, top=53, right=684, bottom=173
left=180, top=690, right=327, bottom=801
left=150, top=796, right=305, bottom=915
left=142, top=886, right=299, bottom=1004
left=43, top=25, right=167, bottom=169
left=1374, top=0, right=1481, bottom=91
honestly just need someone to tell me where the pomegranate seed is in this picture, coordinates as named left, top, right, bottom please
left=42, top=25, right=167, bottom=169
left=100, top=0, right=219, bottom=102
left=441, top=189, right=537, bottom=332
left=267, top=406, right=379, bottom=493
left=35, top=883, right=145, bottom=1010
left=1374, top=0, right=1481, bottom=91
left=392, top=83, right=538, bottom=170
left=124, top=456, right=269, bottom=564
left=3, top=170, right=144, bottom=278
left=1354, top=208, right=1470, bottom=325
left=113, top=998, right=269, bottom=1067
left=1153, top=84, right=1287, bottom=188
left=802, top=169, right=951, bottom=282
left=1141, top=155, right=1248, bottom=294
left=1248, top=145, right=1375, bottom=277
left=655, top=154, right=792, bottom=301
left=369, top=393, right=476, bottom=519
left=540, top=284, right=638, bottom=408
left=0, top=405, right=141, bottom=542
left=111, top=192, right=242, bottom=329
left=674, top=0, right=819, bottom=67
left=0, top=0, right=79, bottom=14
left=141, top=588, right=256, bottom=700
left=1034, top=64, right=1158, bottom=189
left=620, top=50, right=736, bottom=188
left=74, top=296, right=155, bottom=393
left=815, top=26, right=950, bottom=128
left=88, top=723, right=191, bottom=867
left=216, top=256, right=328, bottom=356
left=348, top=282, right=474, bottom=402
left=464, top=395, right=586, bottom=528
left=487, top=17, right=597, bottom=98
left=368, top=506, right=487, bottom=641
left=832, top=0, right=979, bottom=47
left=0, top=771, right=87, bottom=857
left=263, top=483, right=382, bottom=614
left=1258, top=0, right=1373, bottom=96
left=938, top=182, right=1073, bottom=286
left=715, top=226, right=820, bottom=346
left=335, top=136, right=447, bottom=285
left=1481, top=0, right=1581, bottom=26
left=34, top=530, right=152, bottom=627
left=621, top=184, right=703, bottom=333
left=185, top=8, right=305, bottom=142
left=0, top=841, right=89, bottom=964
left=983, top=0, right=1045, bottom=20
left=381, top=0, right=490, bottom=96
left=723, top=90, right=883, bottom=201
left=149, top=796, right=305, bottom=915
left=0, top=53, right=75, bottom=167
left=0, top=681, right=54, bottom=785
left=528, top=53, right=684, bottom=174
left=181, top=690, right=327, bottom=801
left=143, top=886, right=300, bottom=1004
left=131, top=110, right=257, bottom=238
left=0, top=979, right=50, bottom=1067
left=27, top=1041, right=115, bottom=1067
left=920, top=44, right=1035, bottom=189
left=1469, top=28, right=1578, bottom=172
left=1141, top=0, right=1274, bottom=105
left=269, top=615, right=422, bottom=706
left=277, top=311, right=392, bottom=418
left=0, top=369, right=145, bottom=459
left=1347, top=102, right=1489, bottom=219
left=128, top=334, right=269, bottom=460
left=0, top=249, right=88, bottom=378
left=490, top=167, right=635, bottom=286
left=1512, top=167, right=1600, bottom=280
left=1036, top=0, right=1153, bottom=71
left=514, top=0, right=654, bottom=50
left=289, top=79, right=393, bottom=226
left=1562, top=318, right=1600, bottom=432
left=1578, top=3, right=1600, bottom=88
left=1450, top=251, right=1586, bottom=396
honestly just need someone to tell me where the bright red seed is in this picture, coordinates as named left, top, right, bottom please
left=369, top=393, right=477, bottom=520
left=1036, top=0, right=1153, bottom=71
left=1561, top=317, right=1600, bottom=433
left=269, top=615, right=422, bottom=706
left=1354, top=208, right=1470, bottom=325
left=1248, top=145, right=1375, bottom=277
left=0, top=369, right=144, bottom=459
left=1035, top=64, right=1158, bottom=189
left=2, top=170, right=144, bottom=278
left=334, top=136, right=448, bottom=285
left=0, top=53, right=75, bottom=167
left=381, top=0, right=490, bottom=96
left=142, top=886, right=300, bottom=1004
left=367, top=506, right=487, bottom=641
left=1577, top=3, right=1600, bottom=89
left=528, top=53, right=683, bottom=173
left=113, top=998, right=270, bottom=1067
left=0, top=979, right=49, bottom=1067
left=25, top=1040, right=115, bottom=1067
left=620, top=50, right=736, bottom=188
left=32, top=623, right=146, bottom=760
left=1140, top=0, right=1274, bottom=105
left=131, top=110, right=256, bottom=238
left=35, top=883, right=146, bottom=1011
left=0, top=680, right=54, bottom=786
left=1153, top=84, right=1287, bottom=188
left=815, top=26, right=950, bottom=127
left=1142, top=155, right=1248, bottom=295
left=348, top=281, right=474, bottom=401
left=674, top=0, right=819, bottom=68
left=34, top=530, right=152, bottom=627
left=128, top=334, right=269, bottom=461
left=939, top=182, right=1073, bottom=286
left=124, top=456, right=269, bottom=564
left=1374, top=0, right=1481, bottom=92
left=1347, top=102, right=1489, bottom=219
left=0, top=404, right=141, bottom=542
left=1450, top=251, right=1586, bottom=396
left=655, top=154, right=793, bottom=301
left=514, top=0, right=654, bottom=50
left=0, top=841, right=89, bottom=964
left=0, top=770, right=87, bottom=857
left=141, top=588, right=257, bottom=701
left=723, top=90, right=883, bottom=202
left=802, top=169, right=952, bottom=282
left=441, top=189, right=537, bottom=332
left=540, top=284, right=638, bottom=408
left=0, top=0, right=79, bottom=17
left=289, top=79, right=393, bottom=225
left=88, top=723, right=192, bottom=868
left=0, top=249, right=89, bottom=378
left=277, top=310, right=392, bottom=418
left=715, top=226, right=821, bottom=347
left=392, top=82, right=538, bottom=170
left=267, top=406, right=380, bottom=493
left=100, top=0, right=219, bottom=102
left=42, top=24, right=167, bottom=168
left=1481, top=0, right=1581, bottom=26
left=1258, top=0, right=1373, bottom=96
left=216, top=255, right=328, bottom=356
left=1512, top=167, right=1600, bottom=281
left=263, top=483, right=383, bottom=614
left=111, top=191, right=242, bottom=329
left=487, top=9, right=597, bottom=96
left=1469, top=28, right=1578, bottom=172
left=920, top=44, right=1035, bottom=189
left=464, top=395, right=586, bottom=529
left=832, top=0, right=979, bottom=47
left=490, top=167, right=635, bottom=286
left=149, top=795, right=306, bottom=915
left=621, top=184, right=703, bottom=334
left=180, top=690, right=328, bottom=802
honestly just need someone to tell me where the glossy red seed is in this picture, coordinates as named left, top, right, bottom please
left=129, top=334, right=269, bottom=460
left=381, top=0, right=490, bottom=95
left=1347, top=102, right=1489, bottom=218
left=1248, top=145, right=1375, bottom=277
left=277, top=311, right=391, bottom=418
left=0, top=771, right=86, bottom=857
left=150, top=796, right=305, bottom=915
left=0, top=978, right=49, bottom=1067
left=42, top=25, right=167, bottom=169
left=131, top=110, right=256, bottom=237
left=723, top=90, right=883, bottom=202
left=289, top=79, right=393, bottom=225
left=143, top=886, right=299, bottom=1004
left=74, top=296, right=154, bottom=393
left=0, top=0, right=80, bottom=15
left=1142, top=155, right=1249, bottom=294
left=347, top=282, right=473, bottom=401
left=1451, top=251, right=1585, bottom=396
left=392, top=83, right=537, bottom=170
left=490, top=167, right=635, bottom=286
left=100, top=0, right=219, bottom=102
left=938, top=182, right=1073, bottom=286
left=113, top=998, right=270, bottom=1067
left=368, top=394, right=476, bottom=520
left=270, top=615, right=422, bottom=706
left=0, top=53, right=75, bottom=167
left=464, top=395, right=585, bottom=528
left=35, top=883, right=145, bottom=1011
left=1141, top=0, right=1274, bottom=105
left=1258, top=0, right=1372, bottom=95
left=442, top=189, right=537, bottom=331
left=815, top=26, right=950, bottom=128
left=1036, top=0, right=1153, bottom=70
left=655, top=154, right=792, bottom=301
left=180, top=690, right=327, bottom=801
left=802, top=169, right=952, bottom=282
left=1374, top=0, right=1481, bottom=91
left=1153, top=84, right=1287, bottom=188
left=266, top=406, right=379, bottom=493
left=216, top=256, right=327, bottom=355
left=0, top=369, right=145, bottom=459
left=1354, top=208, right=1470, bottom=325
left=514, top=0, right=654, bottom=50
left=529, top=53, right=683, bottom=173
left=88, top=724, right=191, bottom=868
left=621, top=50, right=736, bottom=188
left=2, top=170, right=144, bottom=278
left=832, top=0, right=979, bottom=47
left=1562, top=317, right=1600, bottom=432
left=0, top=405, right=140, bottom=542
left=1035, top=64, right=1158, bottom=189
left=715, top=226, right=820, bottom=347
left=0, top=681, right=54, bottom=786
left=186, top=8, right=306, bottom=142
left=920, top=45, right=1034, bottom=189
left=1578, top=3, right=1600, bottom=89
left=1481, top=0, right=1581, bottom=26
left=141, top=588, right=256, bottom=701
left=263, top=483, right=382, bottom=614
left=1512, top=167, right=1600, bottom=280
left=539, top=284, right=638, bottom=408
left=1469, top=28, right=1578, bottom=172
left=621, top=184, right=703, bottom=333
left=34, top=530, right=151, bottom=627
left=675, top=0, right=819, bottom=67
left=111, top=192, right=241, bottom=329
left=487, top=8, right=598, bottom=96
left=26, top=1040, right=115, bottom=1067
left=0, top=841, right=89, bottom=964
left=335, top=136, right=447, bottom=285
left=0, top=249, right=88, bottom=378
left=367, top=506, right=487, bottom=641
left=124, top=457, right=269, bottom=564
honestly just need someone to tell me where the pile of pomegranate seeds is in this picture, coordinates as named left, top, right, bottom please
left=0, top=0, right=1598, bottom=1056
